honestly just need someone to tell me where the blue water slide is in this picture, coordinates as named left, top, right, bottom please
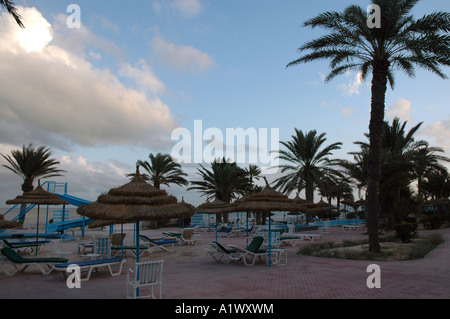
left=54, top=193, right=91, bottom=207
left=46, top=193, right=93, bottom=234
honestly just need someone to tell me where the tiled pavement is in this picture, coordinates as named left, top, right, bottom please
left=0, top=226, right=449, bottom=300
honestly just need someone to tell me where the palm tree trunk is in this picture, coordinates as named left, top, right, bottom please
left=305, top=178, right=314, bottom=202
left=366, top=60, right=390, bottom=253
left=18, top=180, right=34, bottom=225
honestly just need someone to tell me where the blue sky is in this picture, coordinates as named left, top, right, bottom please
left=0, top=0, right=449, bottom=207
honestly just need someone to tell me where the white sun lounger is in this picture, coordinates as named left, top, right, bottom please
left=53, top=257, right=126, bottom=281
left=342, top=224, right=365, bottom=231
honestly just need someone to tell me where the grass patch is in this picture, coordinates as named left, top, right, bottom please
left=297, top=234, right=444, bottom=261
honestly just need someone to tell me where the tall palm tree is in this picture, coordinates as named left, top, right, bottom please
left=133, top=153, right=188, bottom=190
left=287, top=0, right=450, bottom=252
left=1, top=144, right=65, bottom=223
left=1, top=0, right=24, bottom=28
left=274, top=129, right=342, bottom=202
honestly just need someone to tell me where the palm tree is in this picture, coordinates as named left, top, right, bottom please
left=1, top=144, right=65, bottom=223
left=188, top=158, right=249, bottom=203
left=318, top=176, right=354, bottom=216
left=412, top=145, right=450, bottom=197
left=274, top=129, right=342, bottom=202
left=245, top=164, right=261, bottom=191
left=1, top=0, right=24, bottom=28
left=287, top=0, right=450, bottom=252
left=341, top=118, right=449, bottom=226
left=132, top=153, right=188, bottom=190
left=188, top=158, right=250, bottom=223
left=421, top=169, right=450, bottom=200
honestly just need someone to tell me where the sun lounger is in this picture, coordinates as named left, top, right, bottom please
left=53, top=257, right=126, bottom=281
left=206, top=241, right=241, bottom=264
left=227, top=236, right=267, bottom=267
left=139, top=235, right=177, bottom=252
left=0, top=247, right=68, bottom=276
left=179, top=228, right=197, bottom=245
left=111, top=246, right=146, bottom=258
left=342, top=224, right=365, bottom=231
left=1, top=239, right=49, bottom=255
left=217, top=226, right=233, bottom=237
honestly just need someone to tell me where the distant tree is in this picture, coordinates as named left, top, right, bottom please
left=274, top=129, right=342, bottom=202
left=130, top=153, right=188, bottom=190
left=1, top=144, right=65, bottom=223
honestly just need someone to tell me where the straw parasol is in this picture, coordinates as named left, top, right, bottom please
left=77, top=166, right=195, bottom=262
left=0, top=215, right=21, bottom=230
left=6, top=180, right=69, bottom=254
left=304, top=199, right=335, bottom=213
left=195, top=197, right=233, bottom=241
left=227, top=177, right=308, bottom=266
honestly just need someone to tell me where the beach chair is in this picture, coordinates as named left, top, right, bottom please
left=111, top=246, right=147, bottom=258
left=217, top=226, right=233, bottom=238
left=180, top=228, right=197, bottom=245
left=227, top=236, right=267, bottom=267
left=53, top=258, right=126, bottom=281
left=126, top=260, right=164, bottom=299
left=0, top=247, right=68, bottom=276
left=81, top=236, right=111, bottom=260
left=1, top=238, right=48, bottom=255
left=320, top=221, right=330, bottom=234
left=139, top=235, right=177, bottom=253
left=50, top=239, right=75, bottom=260
left=111, top=233, right=126, bottom=246
left=206, top=241, right=241, bottom=264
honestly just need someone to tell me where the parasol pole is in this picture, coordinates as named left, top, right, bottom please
left=268, top=212, right=272, bottom=267
left=35, top=204, right=40, bottom=256
left=135, top=220, right=141, bottom=297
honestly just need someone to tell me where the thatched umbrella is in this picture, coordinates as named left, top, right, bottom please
left=6, top=180, right=69, bottom=255
left=77, top=166, right=195, bottom=262
left=195, top=197, right=233, bottom=241
left=227, top=178, right=308, bottom=266
left=0, top=215, right=21, bottom=230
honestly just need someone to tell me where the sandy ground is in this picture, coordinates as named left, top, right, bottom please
left=0, top=225, right=449, bottom=305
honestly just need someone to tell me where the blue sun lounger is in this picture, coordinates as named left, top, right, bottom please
left=139, top=235, right=177, bottom=252
left=53, top=258, right=126, bottom=281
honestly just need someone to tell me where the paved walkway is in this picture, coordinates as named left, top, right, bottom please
left=0, top=226, right=449, bottom=300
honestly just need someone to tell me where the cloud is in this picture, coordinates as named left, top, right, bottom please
left=421, top=120, right=450, bottom=154
left=0, top=7, right=178, bottom=151
left=341, top=107, right=356, bottom=117
left=386, top=98, right=412, bottom=122
left=51, top=13, right=123, bottom=60
left=170, top=0, right=204, bottom=17
left=151, top=35, right=216, bottom=73
left=338, top=72, right=363, bottom=96
left=119, top=59, right=166, bottom=96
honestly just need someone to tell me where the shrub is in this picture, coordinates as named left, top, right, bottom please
left=394, top=223, right=417, bottom=243
left=421, top=214, right=446, bottom=230
left=407, top=234, right=444, bottom=260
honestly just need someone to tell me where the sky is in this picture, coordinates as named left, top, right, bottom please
left=0, top=0, right=449, bottom=209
